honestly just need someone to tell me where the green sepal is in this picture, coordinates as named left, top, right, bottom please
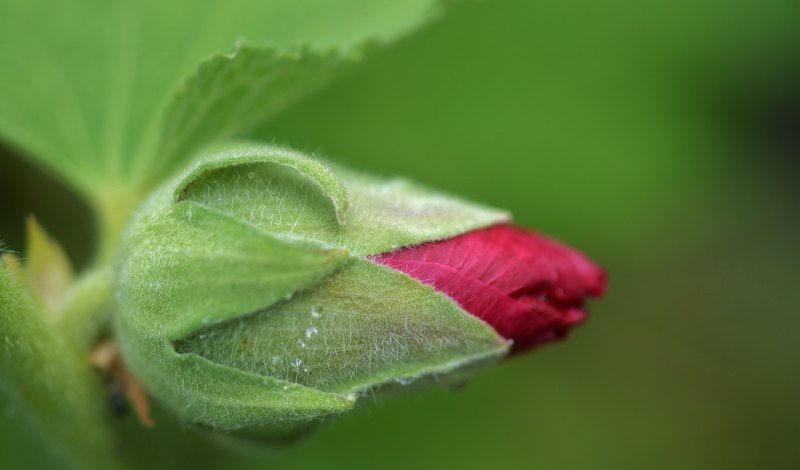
left=181, top=143, right=510, bottom=255
left=116, top=142, right=510, bottom=435
left=119, top=202, right=348, bottom=340
left=174, top=143, right=348, bottom=224
left=24, top=216, right=75, bottom=312
left=176, top=258, right=510, bottom=396
left=115, top=327, right=355, bottom=430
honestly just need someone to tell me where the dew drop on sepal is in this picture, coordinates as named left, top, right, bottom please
left=395, top=376, right=413, bottom=386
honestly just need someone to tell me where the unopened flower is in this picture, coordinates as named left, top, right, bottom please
left=115, top=143, right=605, bottom=438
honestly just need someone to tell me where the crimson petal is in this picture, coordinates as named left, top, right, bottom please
left=370, top=224, right=606, bottom=353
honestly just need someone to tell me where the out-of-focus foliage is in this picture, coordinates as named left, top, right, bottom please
left=0, top=0, right=444, bottom=194
left=1, top=0, right=798, bottom=468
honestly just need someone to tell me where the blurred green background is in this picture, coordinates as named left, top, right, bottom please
left=1, top=0, right=798, bottom=468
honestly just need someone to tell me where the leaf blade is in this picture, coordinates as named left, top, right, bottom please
left=0, top=0, right=450, bottom=196
left=152, top=45, right=359, bottom=182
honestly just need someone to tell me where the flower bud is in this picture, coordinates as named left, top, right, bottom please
left=115, top=143, right=604, bottom=438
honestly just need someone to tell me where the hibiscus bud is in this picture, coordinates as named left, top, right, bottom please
left=115, top=143, right=605, bottom=438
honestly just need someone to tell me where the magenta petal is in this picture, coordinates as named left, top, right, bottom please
left=370, top=224, right=606, bottom=353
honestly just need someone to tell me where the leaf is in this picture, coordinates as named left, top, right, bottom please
left=24, top=215, right=74, bottom=312
left=0, top=0, right=452, bottom=198
left=181, top=143, right=510, bottom=256
left=175, top=258, right=510, bottom=396
left=152, top=45, right=359, bottom=184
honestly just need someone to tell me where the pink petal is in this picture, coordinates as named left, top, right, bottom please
left=370, top=224, right=606, bottom=353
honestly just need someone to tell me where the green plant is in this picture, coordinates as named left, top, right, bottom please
left=0, top=2, right=605, bottom=468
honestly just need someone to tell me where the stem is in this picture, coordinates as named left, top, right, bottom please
left=0, top=266, right=127, bottom=469
left=91, top=187, right=144, bottom=265
left=56, top=266, right=116, bottom=350
left=0, top=183, right=146, bottom=468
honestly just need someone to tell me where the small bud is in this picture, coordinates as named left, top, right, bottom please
left=115, top=143, right=604, bottom=438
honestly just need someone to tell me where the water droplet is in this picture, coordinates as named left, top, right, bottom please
left=297, top=339, right=306, bottom=348
left=303, top=367, right=309, bottom=373
left=292, top=358, right=303, bottom=368
left=198, top=334, right=207, bottom=340
left=310, top=306, right=320, bottom=318
left=272, top=355, right=282, bottom=365
left=248, top=172, right=255, bottom=179
left=305, top=326, right=318, bottom=339
left=282, top=385, right=289, bottom=391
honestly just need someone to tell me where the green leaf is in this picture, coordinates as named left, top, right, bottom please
left=153, top=45, right=360, bottom=184
left=0, top=263, right=119, bottom=468
left=0, top=0, right=450, bottom=198
left=176, top=258, right=510, bottom=396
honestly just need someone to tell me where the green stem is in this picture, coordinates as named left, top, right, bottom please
left=91, top=187, right=144, bottom=265
left=1, top=265, right=127, bottom=469
left=56, top=266, right=115, bottom=350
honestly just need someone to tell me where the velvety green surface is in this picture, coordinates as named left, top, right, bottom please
left=0, top=265, right=117, bottom=469
left=1, top=0, right=798, bottom=468
left=116, top=143, right=508, bottom=431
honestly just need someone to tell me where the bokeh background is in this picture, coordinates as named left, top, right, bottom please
left=1, top=0, right=798, bottom=468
